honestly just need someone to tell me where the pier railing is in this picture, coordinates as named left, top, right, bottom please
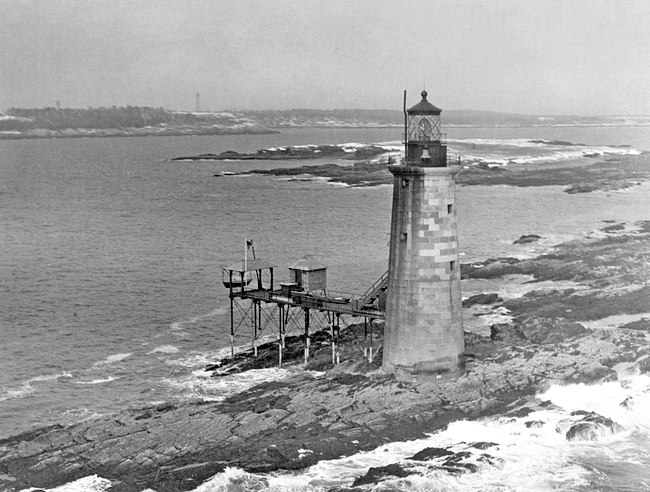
left=233, top=287, right=385, bottom=318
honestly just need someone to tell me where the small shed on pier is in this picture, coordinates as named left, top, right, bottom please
left=289, top=255, right=327, bottom=292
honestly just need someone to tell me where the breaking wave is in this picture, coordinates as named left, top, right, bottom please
left=184, top=373, right=650, bottom=491
left=0, top=373, right=72, bottom=402
left=91, top=353, right=132, bottom=368
left=170, top=307, right=229, bottom=331
left=446, top=137, right=641, bottom=168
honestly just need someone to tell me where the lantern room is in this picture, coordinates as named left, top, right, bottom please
left=404, top=90, right=447, bottom=167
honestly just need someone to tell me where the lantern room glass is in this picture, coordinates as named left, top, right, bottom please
left=407, top=114, right=441, bottom=142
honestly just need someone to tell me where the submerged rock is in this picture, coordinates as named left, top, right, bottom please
left=525, top=420, right=545, bottom=429
left=514, top=234, right=542, bottom=244
left=351, top=463, right=413, bottom=487
left=565, top=412, right=624, bottom=441
left=468, top=441, right=498, bottom=450
left=353, top=447, right=489, bottom=487
left=620, top=396, right=634, bottom=409
left=408, top=447, right=454, bottom=461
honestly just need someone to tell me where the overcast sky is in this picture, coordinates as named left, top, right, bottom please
left=2, top=0, right=649, bottom=115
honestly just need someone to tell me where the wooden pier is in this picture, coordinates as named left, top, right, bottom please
left=223, top=256, right=387, bottom=366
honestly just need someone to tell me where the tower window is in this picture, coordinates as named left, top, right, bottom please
left=447, top=204, right=453, bottom=214
left=450, top=261, right=455, bottom=270
left=401, top=179, right=409, bottom=188
left=400, top=232, right=408, bottom=242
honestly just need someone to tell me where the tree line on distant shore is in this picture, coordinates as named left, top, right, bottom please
left=1, top=106, right=204, bottom=131
left=2, top=106, right=633, bottom=133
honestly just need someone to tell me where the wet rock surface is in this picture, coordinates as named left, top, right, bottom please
left=514, top=234, right=542, bottom=244
left=205, top=152, right=650, bottom=191
left=351, top=442, right=504, bottom=487
left=2, top=225, right=650, bottom=491
left=174, top=144, right=391, bottom=162
left=225, top=160, right=394, bottom=187
left=463, top=293, right=503, bottom=307
left=565, top=411, right=625, bottom=441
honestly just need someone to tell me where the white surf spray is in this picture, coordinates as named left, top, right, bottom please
left=0, top=373, right=72, bottom=402
left=91, top=353, right=132, bottom=368
left=74, top=376, right=119, bottom=385
left=170, top=307, right=229, bottom=331
left=163, top=367, right=323, bottom=402
left=446, top=138, right=641, bottom=169
left=186, top=373, right=650, bottom=492
left=148, top=344, right=181, bottom=354
left=18, top=474, right=112, bottom=492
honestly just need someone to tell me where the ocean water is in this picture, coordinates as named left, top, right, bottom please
left=1, top=124, right=650, bottom=490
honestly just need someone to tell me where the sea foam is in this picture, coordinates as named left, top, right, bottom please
left=170, top=307, right=228, bottom=331
left=162, top=367, right=315, bottom=402
left=0, top=373, right=72, bottom=402
left=91, top=353, right=132, bottom=368
left=18, top=474, right=112, bottom=492
left=74, top=376, right=119, bottom=385
left=185, top=374, right=650, bottom=491
left=148, top=344, right=180, bottom=354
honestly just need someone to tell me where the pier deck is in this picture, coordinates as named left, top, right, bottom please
left=231, top=288, right=385, bottom=319
left=224, top=272, right=386, bottom=367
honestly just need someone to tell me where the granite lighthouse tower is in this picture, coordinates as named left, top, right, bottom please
left=383, top=91, right=465, bottom=382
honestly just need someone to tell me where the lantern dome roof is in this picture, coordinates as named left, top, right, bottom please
left=407, top=90, right=441, bottom=115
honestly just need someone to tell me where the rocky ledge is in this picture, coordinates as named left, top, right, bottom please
left=1, top=222, right=650, bottom=491
left=212, top=152, right=650, bottom=191
left=172, top=143, right=392, bottom=162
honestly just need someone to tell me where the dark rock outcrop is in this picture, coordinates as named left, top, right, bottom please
left=565, top=412, right=624, bottom=441
left=351, top=463, right=413, bottom=487
left=525, top=420, right=545, bottom=429
left=352, top=444, right=503, bottom=487
left=176, top=144, right=391, bottom=162
left=178, top=146, right=650, bottom=190
left=514, top=234, right=542, bottom=244
left=490, top=323, right=526, bottom=342
left=407, top=447, right=454, bottom=461
left=468, top=441, right=498, bottom=450
left=463, top=293, right=503, bottom=307
left=519, top=319, right=590, bottom=345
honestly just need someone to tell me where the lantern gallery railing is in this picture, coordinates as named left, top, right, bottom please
left=402, top=132, right=447, bottom=145
left=396, top=156, right=462, bottom=167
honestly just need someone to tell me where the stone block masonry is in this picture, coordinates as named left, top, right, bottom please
left=384, top=165, right=465, bottom=382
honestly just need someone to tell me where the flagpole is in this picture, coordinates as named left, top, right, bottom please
left=244, top=238, right=248, bottom=279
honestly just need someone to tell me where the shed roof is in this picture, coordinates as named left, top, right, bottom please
left=408, top=91, right=441, bottom=115
left=289, top=255, right=327, bottom=271
left=224, top=258, right=277, bottom=273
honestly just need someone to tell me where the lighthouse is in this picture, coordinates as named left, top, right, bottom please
left=383, top=90, right=465, bottom=382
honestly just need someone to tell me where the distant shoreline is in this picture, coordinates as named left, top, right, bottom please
left=0, top=127, right=279, bottom=140
left=2, top=122, right=650, bottom=141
